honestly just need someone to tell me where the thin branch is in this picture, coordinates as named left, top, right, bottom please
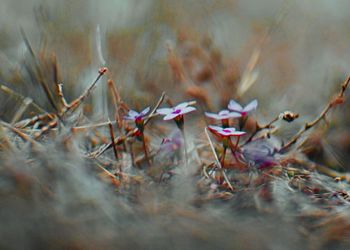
left=10, top=97, right=33, bottom=124
left=108, top=119, right=119, bottom=161
left=62, top=68, right=107, bottom=115
left=279, top=76, right=350, bottom=153
left=204, top=127, right=234, bottom=191
left=33, top=119, right=58, bottom=139
left=243, top=115, right=279, bottom=145
left=20, top=28, right=59, bottom=112
left=0, top=121, right=40, bottom=147
left=107, top=79, right=124, bottom=131
left=14, top=113, right=55, bottom=129
left=0, top=84, right=46, bottom=113
left=144, top=91, right=166, bottom=126
left=71, top=120, right=117, bottom=131
left=56, top=83, right=69, bottom=108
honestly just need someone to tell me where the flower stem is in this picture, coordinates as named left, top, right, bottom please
left=239, top=116, right=248, bottom=130
left=180, top=128, right=188, bottom=167
left=228, top=137, right=240, bottom=162
left=220, top=146, right=227, bottom=169
left=222, top=118, right=229, bottom=128
left=234, top=136, right=240, bottom=151
left=141, top=132, right=151, bottom=166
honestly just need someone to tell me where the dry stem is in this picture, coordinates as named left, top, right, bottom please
left=279, top=76, right=350, bottom=153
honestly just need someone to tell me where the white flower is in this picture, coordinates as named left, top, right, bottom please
left=228, top=99, right=258, bottom=116
left=157, top=102, right=196, bottom=121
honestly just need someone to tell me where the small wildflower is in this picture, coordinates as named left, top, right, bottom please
left=158, top=130, right=183, bottom=159
left=157, top=101, right=196, bottom=130
left=157, top=101, right=195, bottom=165
left=228, top=99, right=258, bottom=116
left=124, top=107, right=151, bottom=165
left=242, top=139, right=278, bottom=169
left=205, top=110, right=241, bottom=120
left=124, top=107, right=150, bottom=122
left=205, top=109, right=241, bottom=127
left=124, top=107, right=150, bottom=133
left=157, top=102, right=196, bottom=121
left=208, top=125, right=246, bottom=137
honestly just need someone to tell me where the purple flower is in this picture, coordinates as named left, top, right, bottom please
left=241, top=139, right=278, bottom=169
left=228, top=99, right=258, bottom=116
left=208, top=125, right=246, bottom=137
left=159, top=130, right=183, bottom=153
left=124, top=107, right=150, bottom=122
left=157, top=102, right=196, bottom=121
left=205, top=110, right=241, bottom=120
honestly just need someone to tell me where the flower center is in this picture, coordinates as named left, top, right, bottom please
left=172, top=109, right=181, bottom=114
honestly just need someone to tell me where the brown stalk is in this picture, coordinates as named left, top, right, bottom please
left=1, top=121, right=40, bottom=147
left=108, top=119, right=119, bottom=161
left=279, top=76, right=350, bottom=153
left=62, top=68, right=107, bottom=115
left=243, top=115, right=280, bottom=145
left=10, top=97, right=33, bottom=124
left=0, top=84, right=46, bottom=114
left=71, top=121, right=117, bottom=132
left=144, top=92, right=166, bottom=126
left=20, top=28, right=59, bottom=112
left=107, top=79, right=130, bottom=152
left=14, top=113, right=55, bottom=129
left=141, top=133, right=151, bottom=166
left=33, top=119, right=58, bottom=139
left=107, top=79, right=124, bottom=130
left=56, top=84, right=69, bottom=108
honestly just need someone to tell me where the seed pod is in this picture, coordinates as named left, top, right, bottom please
left=279, top=111, right=299, bottom=122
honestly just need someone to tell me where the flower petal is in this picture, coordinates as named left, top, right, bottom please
left=243, top=99, right=258, bottom=113
left=128, top=109, right=139, bottom=118
left=157, top=108, right=173, bottom=115
left=163, top=113, right=180, bottom=120
left=228, top=99, right=243, bottom=112
left=205, top=112, right=221, bottom=120
left=231, top=131, right=246, bottom=136
left=175, top=102, right=189, bottom=109
left=218, top=110, right=230, bottom=116
left=219, top=131, right=233, bottom=136
left=226, top=112, right=242, bottom=119
left=179, top=106, right=196, bottom=115
left=140, top=106, right=151, bottom=116
left=124, top=115, right=135, bottom=120
left=208, top=125, right=223, bottom=133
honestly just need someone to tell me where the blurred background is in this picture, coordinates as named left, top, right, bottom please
left=1, top=0, right=350, bottom=109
